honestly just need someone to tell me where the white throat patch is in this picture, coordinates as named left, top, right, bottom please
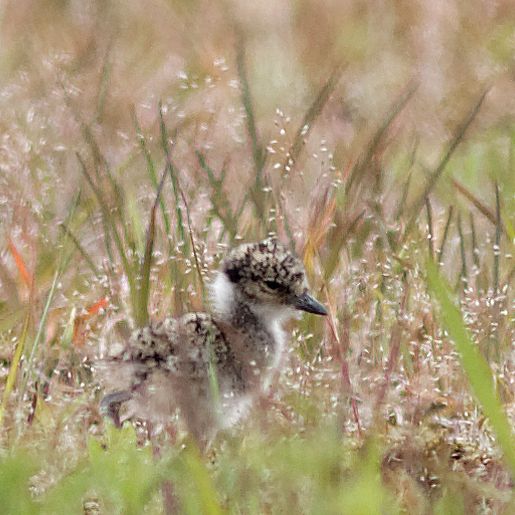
left=210, top=272, right=236, bottom=318
left=211, top=271, right=292, bottom=369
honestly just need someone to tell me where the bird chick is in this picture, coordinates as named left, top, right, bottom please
left=100, top=237, right=327, bottom=447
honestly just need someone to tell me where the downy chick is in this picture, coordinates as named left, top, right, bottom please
left=100, top=238, right=327, bottom=447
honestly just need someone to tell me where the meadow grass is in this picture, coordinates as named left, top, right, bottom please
left=0, top=2, right=514, bottom=513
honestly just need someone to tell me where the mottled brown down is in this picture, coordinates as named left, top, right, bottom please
left=100, top=238, right=327, bottom=447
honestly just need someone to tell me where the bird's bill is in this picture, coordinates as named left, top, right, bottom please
left=294, top=292, right=328, bottom=316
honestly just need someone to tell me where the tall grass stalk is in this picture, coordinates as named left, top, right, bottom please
left=427, top=260, right=515, bottom=476
left=404, top=88, right=489, bottom=239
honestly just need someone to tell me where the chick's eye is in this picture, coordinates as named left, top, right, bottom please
left=264, top=280, right=281, bottom=290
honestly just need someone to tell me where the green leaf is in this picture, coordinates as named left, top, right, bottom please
left=178, top=447, right=223, bottom=515
left=426, top=260, right=515, bottom=476
left=0, top=452, right=38, bottom=514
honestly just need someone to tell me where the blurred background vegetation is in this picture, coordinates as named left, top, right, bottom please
left=0, top=1, right=514, bottom=513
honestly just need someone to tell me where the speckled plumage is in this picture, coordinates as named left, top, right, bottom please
left=100, top=238, right=327, bottom=447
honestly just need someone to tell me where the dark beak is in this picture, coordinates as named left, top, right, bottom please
left=294, top=292, right=328, bottom=316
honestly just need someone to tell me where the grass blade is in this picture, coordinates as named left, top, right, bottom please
left=180, top=448, right=223, bottom=515
left=394, top=137, right=418, bottom=221
left=394, top=170, right=413, bottom=221
left=132, top=107, right=172, bottom=237
left=235, top=33, right=271, bottom=227
left=323, top=209, right=366, bottom=282
left=457, top=213, right=468, bottom=291
left=452, top=178, right=499, bottom=228
left=284, top=64, right=345, bottom=172
left=179, top=185, right=205, bottom=297
left=493, top=182, right=501, bottom=295
left=17, top=192, right=82, bottom=413
left=426, top=260, right=515, bottom=476
left=19, top=269, right=60, bottom=411
left=374, top=276, right=408, bottom=412
left=135, top=166, right=169, bottom=327
left=469, top=212, right=481, bottom=290
left=425, top=196, right=434, bottom=259
left=346, top=82, right=418, bottom=195
left=96, top=43, right=112, bottom=123
left=438, top=206, right=454, bottom=266
left=324, top=289, right=362, bottom=435
left=158, top=103, right=188, bottom=253
left=62, top=80, right=136, bottom=254
left=77, top=153, right=138, bottom=317
left=235, top=32, right=265, bottom=184
left=62, top=79, right=124, bottom=202
left=404, top=88, right=489, bottom=239
left=274, top=66, right=345, bottom=248
left=0, top=313, right=30, bottom=426
left=7, top=239, right=33, bottom=288
left=59, top=222, right=100, bottom=278
left=196, top=151, right=238, bottom=239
